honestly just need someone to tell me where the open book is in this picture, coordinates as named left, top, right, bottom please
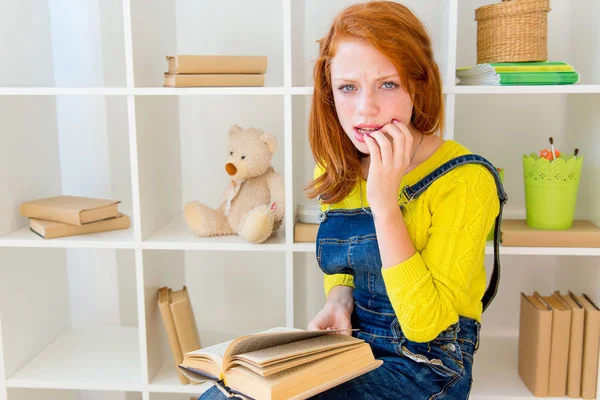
left=178, top=327, right=382, bottom=400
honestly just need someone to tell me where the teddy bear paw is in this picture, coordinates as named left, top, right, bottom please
left=238, top=205, right=276, bottom=244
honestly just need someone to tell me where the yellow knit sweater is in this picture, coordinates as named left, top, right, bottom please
left=316, top=140, right=499, bottom=343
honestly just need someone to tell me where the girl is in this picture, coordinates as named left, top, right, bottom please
left=304, top=1, right=506, bottom=399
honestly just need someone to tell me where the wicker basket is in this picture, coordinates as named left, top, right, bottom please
left=475, top=0, right=551, bottom=64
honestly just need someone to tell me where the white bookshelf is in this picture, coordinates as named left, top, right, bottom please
left=0, top=0, right=598, bottom=399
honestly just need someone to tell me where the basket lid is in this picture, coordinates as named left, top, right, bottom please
left=475, top=0, right=551, bottom=21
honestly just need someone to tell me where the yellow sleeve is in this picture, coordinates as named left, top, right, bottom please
left=382, top=165, right=499, bottom=342
left=313, top=164, right=355, bottom=298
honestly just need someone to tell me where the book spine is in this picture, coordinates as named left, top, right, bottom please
left=164, top=74, right=264, bottom=88
left=159, top=288, right=189, bottom=384
left=167, top=55, right=267, bottom=74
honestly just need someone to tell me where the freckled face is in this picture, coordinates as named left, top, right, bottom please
left=330, top=39, right=414, bottom=154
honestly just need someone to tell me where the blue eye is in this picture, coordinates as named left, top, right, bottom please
left=382, top=81, right=398, bottom=90
left=338, top=84, right=356, bottom=93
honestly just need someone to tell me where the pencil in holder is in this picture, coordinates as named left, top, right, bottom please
left=487, top=167, right=504, bottom=241
left=522, top=154, right=583, bottom=230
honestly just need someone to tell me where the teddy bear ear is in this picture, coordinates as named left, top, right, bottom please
left=228, top=124, right=243, bottom=139
left=260, top=132, right=277, bottom=154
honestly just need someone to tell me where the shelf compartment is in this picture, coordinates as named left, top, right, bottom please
left=130, top=0, right=283, bottom=87
left=0, top=95, right=134, bottom=242
left=136, top=95, right=286, bottom=245
left=0, top=247, right=141, bottom=391
left=143, top=250, right=287, bottom=390
left=0, top=1, right=126, bottom=88
left=456, top=0, right=600, bottom=86
left=5, top=327, right=141, bottom=391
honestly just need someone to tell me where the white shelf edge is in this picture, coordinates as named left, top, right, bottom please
left=4, top=381, right=143, bottom=392
left=448, top=84, right=600, bottom=94
left=2, top=85, right=600, bottom=96
left=291, top=242, right=600, bottom=256
left=1, top=237, right=600, bottom=256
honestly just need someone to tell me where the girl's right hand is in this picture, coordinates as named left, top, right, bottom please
left=307, top=286, right=354, bottom=335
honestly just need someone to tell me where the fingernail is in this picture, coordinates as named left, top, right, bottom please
left=392, top=119, right=399, bottom=124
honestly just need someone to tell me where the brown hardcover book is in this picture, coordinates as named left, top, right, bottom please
left=178, top=327, right=382, bottom=400
left=573, top=293, right=600, bottom=399
left=170, top=286, right=202, bottom=384
left=166, top=55, right=267, bottom=74
left=518, top=292, right=553, bottom=397
left=555, top=291, right=585, bottom=398
left=158, top=287, right=189, bottom=384
left=501, top=219, right=600, bottom=248
left=20, top=195, right=120, bottom=225
left=29, top=213, right=130, bottom=239
left=535, top=292, right=572, bottom=397
left=294, top=222, right=318, bottom=243
left=164, top=73, right=264, bottom=88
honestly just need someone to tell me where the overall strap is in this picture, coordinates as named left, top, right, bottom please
left=400, top=154, right=508, bottom=312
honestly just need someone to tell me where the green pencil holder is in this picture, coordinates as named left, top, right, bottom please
left=522, top=154, right=583, bottom=230
left=486, top=168, right=504, bottom=241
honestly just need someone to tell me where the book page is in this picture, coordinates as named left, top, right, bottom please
left=185, top=339, right=234, bottom=373
left=222, top=328, right=354, bottom=371
left=233, top=334, right=363, bottom=367
left=231, top=342, right=364, bottom=377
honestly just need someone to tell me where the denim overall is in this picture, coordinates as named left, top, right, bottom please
left=199, top=155, right=507, bottom=400
left=308, top=154, right=508, bottom=400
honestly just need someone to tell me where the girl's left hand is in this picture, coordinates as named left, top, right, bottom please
left=363, top=119, right=413, bottom=213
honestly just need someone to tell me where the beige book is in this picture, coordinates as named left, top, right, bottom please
left=555, top=291, right=585, bottom=398
left=164, top=73, right=264, bottom=88
left=166, top=55, right=267, bottom=74
left=573, top=293, right=600, bottom=399
left=20, top=195, right=120, bottom=225
left=29, top=213, right=130, bottom=239
left=294, top=222, right=318, bottom=243
left=170, top=286, right=202, bottom=384
left=501, top=219, right=600, bottom=248
left=158, top=287, right=189, bottom=384
left=535, top=292, right=572, bottom=397
left=518, top=292, right=553, bottom=397
left=178, top=326, right=381, bottom=400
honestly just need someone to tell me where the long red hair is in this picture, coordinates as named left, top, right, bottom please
left=305, top=1, right=445, bottom=204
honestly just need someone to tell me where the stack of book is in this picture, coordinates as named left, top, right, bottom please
left=19, top=195, right=130, bottom=239
left=158, top=286, right=202, bottom=385
left=178, top=326, right=381, bottom=400
left=519, top=291, right=600, bottom=398
left=164, top=55, right=268, bottom=87
left=294, top=203, right=321, bottom=243
left=456, top=61, right=580, bottom=86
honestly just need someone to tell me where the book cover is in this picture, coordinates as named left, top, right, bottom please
left=158, top=287, right=190, bottom=384
left=166, top=55, right=268, bottom=75
left=574, top=294, right=600, bottom=399
left=535, top=292, right=572, bottom=397
left=170, top=286, right=202, bottom=385
left=500, top=219, right=600, bottom=248
left=518, top=292, right=553, bottom=397
left=178, top=327, right=381, bottom=400
left=164, top=73, right=264, bottom=88
left=555, top=291, right=585, bottom=398
left=20, top=195, right=120, bottom=225
left=294, top=222, right=318, bottom=243
left=29, top=213, right=130, bottom=239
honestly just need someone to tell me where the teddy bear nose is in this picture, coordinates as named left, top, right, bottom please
left=225, top=163, right=237, bottom=176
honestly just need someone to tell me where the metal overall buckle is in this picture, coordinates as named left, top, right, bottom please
left=399, top=185, right=415, bottom=210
